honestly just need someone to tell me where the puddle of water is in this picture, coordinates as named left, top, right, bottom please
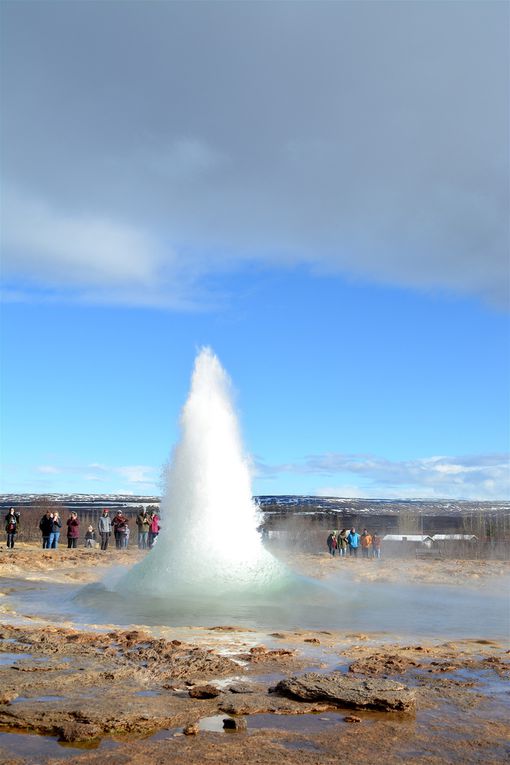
left=13, top=695, right=65, bottom=704
left=0, top=730, right=118, bottom=761
left=15, top=657, right=52, bottom=665
left=246, top=670, right=282, bottom=686
left=145, top=726, right=180, bottom=742
left=450, top=668, right=510, bottom=705
left=0, top=652, right=32, bottom=665
left=199, top=714, right=232, bottom=732
left=283, top=739, right=323, bottom=752
left=211, top=675, right=256, bottom=690
left=134, top=690, right=160, bottom=697
left=197, top=712, right=353, bottom=735
left=302, top=661, right=351, bottom=674
left=247, top=712, right=348, bottom=732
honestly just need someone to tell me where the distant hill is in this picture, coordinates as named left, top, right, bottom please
left=1, top=493, right=508, bottom=517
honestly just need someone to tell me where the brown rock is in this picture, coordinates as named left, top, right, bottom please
left=220, top=692, right=330, bottom=716
left=183, top=722, right=200, bottom=735
left=247, top=647, right=295, bottom=663
left=223, top=716, right=247, bottom=730
left=349, top=653, right=421, bottom=676
left=188, top=684, right=220, bottom=699
left=274, top=672, right=416, bottom=713
left=344, top=715, right=362, bottom=723
left=227, top=683, right=255, bottom=694
left=0, top=691, right=18, bottom=705
left=57, top=721, right=101, bottom=742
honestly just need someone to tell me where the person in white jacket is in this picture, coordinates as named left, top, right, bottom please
left=98, top=509, right=111, bottom=551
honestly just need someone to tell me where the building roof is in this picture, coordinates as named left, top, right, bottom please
left=432, top=534, right=478, bottom=541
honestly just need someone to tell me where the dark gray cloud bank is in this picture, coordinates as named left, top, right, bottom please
left=1, top=1, right=508, bottom=308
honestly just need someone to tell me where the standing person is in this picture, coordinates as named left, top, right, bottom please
left=98, top=509, right=111, bottom=551
left=85, top=525, right=96, bottom=548
left=360, top=529, right=372, bottom=559
left=49, top=512, right=62, bottom=549
left=5, top=508, right=20, bottom=549
left=326, top=531, right=335, bottom=556
left=66, top=512, right=80, bottom=549
left=337, top=529, right=348, bottom=557
left=347, top=527, right=360, bottom=557
left=148, top=511, right=160, bottom=548
left=112, top=511, right=128, bottom=549
left=39, top=510, right=54, bottom=549
left=372, top=533, right=382, bottom=559
left=136, top=508, right=150, bottom=549
left=123, top=521, right=130, bottom=549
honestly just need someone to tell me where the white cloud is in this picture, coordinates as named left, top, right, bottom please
left=83, top=463, right=159, bottom=487
left=1, top=189, right=204, bottom=310
left=264, top=453, right=510, bottom=501
left=115, top=465, right=158, bottom=485
left=12, top=462, right=162, bottom=494
left=2, top=189, right=165, bottom=285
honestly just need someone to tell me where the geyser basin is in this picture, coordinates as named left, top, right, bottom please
left=119, top=347, right=297, bottom=608
left=8, top=570, right=508, bottom=638
left=77, top=571, right=326, bottom=629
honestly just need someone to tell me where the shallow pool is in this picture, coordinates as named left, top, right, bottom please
left=2, top=569, right=509, bottom=641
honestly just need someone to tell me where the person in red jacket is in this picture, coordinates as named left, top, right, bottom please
left=372, top=533, right=382, bottom=559
left=148, top=511, right=160, bottom=548
left=66, top=512, right=80, bottom=549
left=112, top=511, right=128, bottom=549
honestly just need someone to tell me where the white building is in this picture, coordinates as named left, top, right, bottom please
left=382, top=534, right=434, bottom=548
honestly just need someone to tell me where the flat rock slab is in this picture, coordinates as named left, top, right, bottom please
left=274, top=672, right=416, bottom=713
left=219, top=691, right=331, bottom=716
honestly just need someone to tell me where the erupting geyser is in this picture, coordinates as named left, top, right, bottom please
left=123, top=347, right=292, bottom=605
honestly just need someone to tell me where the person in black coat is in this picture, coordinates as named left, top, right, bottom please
left=39, top=511, right=54, bottom=549
left=5, top=508, right=20, bottom=549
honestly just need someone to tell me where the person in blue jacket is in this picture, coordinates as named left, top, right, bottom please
left=347, top=527, right=360, bottom=557
left=49, top=511, right=62, bottom=549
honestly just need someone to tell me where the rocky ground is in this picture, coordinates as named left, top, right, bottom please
left=0, top=544, right=508, bottom=764
left=273, top=547, right=510, bottom=586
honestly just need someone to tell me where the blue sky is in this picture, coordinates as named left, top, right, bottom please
left=1, top=1, right=509, bottom=500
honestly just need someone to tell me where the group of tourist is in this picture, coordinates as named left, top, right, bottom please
left=3, top=507, right=161, bottom=551
left=327, top=528, right=382, bottom=559
left=7, top=508, right=381, bottom=559
left=97, top=508, right=161, bottom=551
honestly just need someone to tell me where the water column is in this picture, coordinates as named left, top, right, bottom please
left=123, top=347, right=290, bottom=603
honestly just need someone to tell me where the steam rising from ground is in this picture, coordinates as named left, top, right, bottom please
left=124, top=348, right=291, bottom=601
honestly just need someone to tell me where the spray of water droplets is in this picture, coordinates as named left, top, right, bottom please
left=123, top=347, right=291, bottom=601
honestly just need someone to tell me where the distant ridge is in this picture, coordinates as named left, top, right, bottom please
left=0, top=493, right=508, bottom=516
